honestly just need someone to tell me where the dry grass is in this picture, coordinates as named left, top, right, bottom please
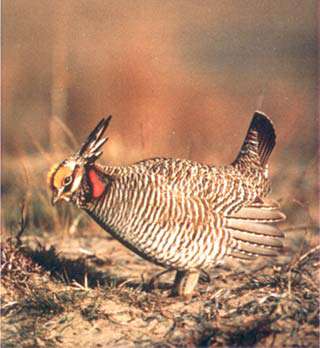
left=1, top=221, right=319, bottom=347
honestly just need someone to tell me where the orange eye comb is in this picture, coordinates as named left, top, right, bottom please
left=47, top=163, right=60, bottom=188
left=48, top=163, right=73, bottom=190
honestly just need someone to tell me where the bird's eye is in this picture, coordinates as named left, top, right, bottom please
left=63, top=176, right=72, bottom=186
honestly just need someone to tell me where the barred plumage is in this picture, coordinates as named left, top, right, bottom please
left=48, top=111, right=286, bottom=296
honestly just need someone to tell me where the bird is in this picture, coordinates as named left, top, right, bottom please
left=48, top=111, right=285, bottom=297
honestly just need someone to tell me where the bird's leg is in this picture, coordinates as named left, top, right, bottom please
left=172, top=270, right=200, bottom=298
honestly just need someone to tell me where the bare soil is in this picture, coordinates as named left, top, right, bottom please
left=1, top=221, right=319, bottom=348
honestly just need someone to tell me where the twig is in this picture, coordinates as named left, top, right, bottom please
left=149, top=269, right=174, bottom=289
left=286, top=213, right=312, bottom=272
left=294, top=245, right=320, bottom=269
left=16, top=199, right=28, bottom=246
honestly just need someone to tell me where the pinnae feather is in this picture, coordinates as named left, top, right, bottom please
left=78, top=116, right=112, bottom=160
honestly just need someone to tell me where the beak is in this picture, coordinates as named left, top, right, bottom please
left=51, top=188, right=64, bottom=206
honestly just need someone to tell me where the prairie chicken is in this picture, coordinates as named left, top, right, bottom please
left=48, top=112, right=285, bottom=296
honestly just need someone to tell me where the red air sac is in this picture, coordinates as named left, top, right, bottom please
left=88, top=168, right=106, bottom=199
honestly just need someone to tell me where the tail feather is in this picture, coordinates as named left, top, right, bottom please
left=233, top=111, right=276, bottom=168
left=232, top=239, right=281, bottom=257
left=228, top=250, right=255, bottom=260
left=228, top=206, right=286, bottom=223
left=225, top=200, right=285, bottom=261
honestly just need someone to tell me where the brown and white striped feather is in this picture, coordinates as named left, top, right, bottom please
left=85, top=159, right=284, bottom=271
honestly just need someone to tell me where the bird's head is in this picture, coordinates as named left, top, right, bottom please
left=48, top=116, right=112, bottom=206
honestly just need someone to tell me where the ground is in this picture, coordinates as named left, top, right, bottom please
left=1, top=219, right=319, bottom=347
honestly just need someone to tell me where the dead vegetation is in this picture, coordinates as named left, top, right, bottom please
left=1, top=224, right=319, bottom=347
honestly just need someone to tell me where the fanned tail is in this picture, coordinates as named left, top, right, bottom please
left=225, top=200, right=286, bottom=261
left=233, top=111, right=276, bottom=169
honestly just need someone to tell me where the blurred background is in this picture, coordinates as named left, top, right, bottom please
left=2, top=1, right=318, bottom=239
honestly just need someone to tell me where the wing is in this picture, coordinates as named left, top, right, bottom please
left=145, top=159, right=286, bottom=263
left=224, top=199, right=286, bottom=261
left=105, top=157, right=285, bottom=265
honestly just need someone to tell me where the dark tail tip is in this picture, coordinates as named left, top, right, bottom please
left=233, top=111, right=276, bottom=168
left=250, top=111, right=276, bottom=166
